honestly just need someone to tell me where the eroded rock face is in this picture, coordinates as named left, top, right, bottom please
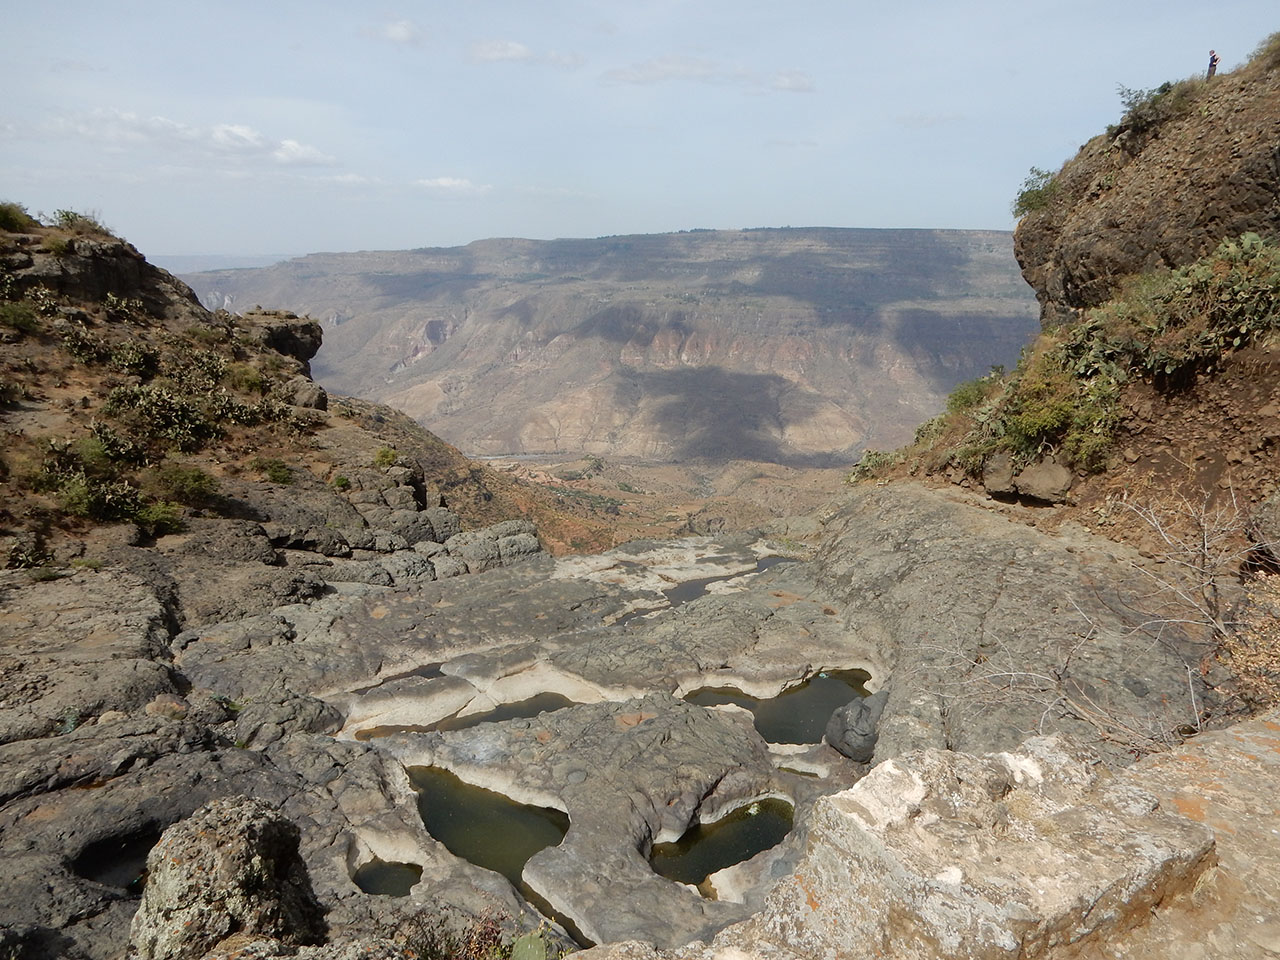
left=580, top=736, right=1218, bottom=960
left=1014, top=60, right=1280, bottom=325
left=129, top=796, right=326, bottom=960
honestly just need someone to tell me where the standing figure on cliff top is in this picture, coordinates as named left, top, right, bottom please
left=1208, top=49, right=1221, bottom=78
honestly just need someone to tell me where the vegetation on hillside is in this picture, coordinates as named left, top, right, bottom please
left=852, top=232, right=1280, bottom=483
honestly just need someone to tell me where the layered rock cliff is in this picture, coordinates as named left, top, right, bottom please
left=184, top=228, right=1038, bottom=465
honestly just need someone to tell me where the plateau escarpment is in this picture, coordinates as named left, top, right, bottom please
left=184, top=228, right=1038, bottom=465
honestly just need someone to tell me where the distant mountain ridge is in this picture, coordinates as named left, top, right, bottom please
left=185, top=227, right=1039, bottom=465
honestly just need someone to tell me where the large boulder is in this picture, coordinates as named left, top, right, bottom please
left=824, top=689, right=888, bottom=762
left=129, top=796, right=326, bottom=960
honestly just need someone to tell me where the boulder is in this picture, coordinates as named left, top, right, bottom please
left=1012, top=456, right=1073, bottom=504
left=129, top=796, right=326, bottom=960
left=282, top=376, right=328, bottom=410
left=824, top=689, right=888, bottom=762
left=981, top=452, right=1016, bottom=496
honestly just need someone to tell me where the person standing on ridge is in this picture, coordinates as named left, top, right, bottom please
left=1208, top=49, right=1221, bottom=78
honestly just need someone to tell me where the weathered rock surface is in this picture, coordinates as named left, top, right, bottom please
left=825, top=688, right=888, bottom=762
left=129, top=796, right=326, bottom=960
left=1014, top=55, right=1280, bottom=325
left=809, top=484, right=1210, bottom=766
left=577, top=733, right=1222, bottom=960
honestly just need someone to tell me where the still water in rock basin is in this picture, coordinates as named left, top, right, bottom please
left=356, top=692, right=579, bottom=740
left=650, top=798, right=794, bottom=886
left=410, top=766, right=569, bottom=886
left=685, top=669, right=870, bottom=744
left=353, top=857, right=423, bottom=896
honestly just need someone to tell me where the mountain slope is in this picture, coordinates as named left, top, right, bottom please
left=184, top=228, right=1038, bottom=465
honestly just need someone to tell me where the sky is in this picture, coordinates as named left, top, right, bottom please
left=2, top=1, right=1275, bottom=259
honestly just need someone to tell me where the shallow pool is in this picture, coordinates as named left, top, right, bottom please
left=650, top=798, right=794, bottom=886
left=410, top=766, right=569, bottom=886
left=684, top=669, right=870, bottom=743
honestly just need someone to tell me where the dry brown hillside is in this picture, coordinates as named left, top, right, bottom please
left=0, top=210, right=621, bottom=561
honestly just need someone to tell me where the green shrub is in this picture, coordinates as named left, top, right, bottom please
left=136, top=501, right=184, bottom=536
left=330, top=474, right=351, bottom=491
left=1250, top=31, right=1280, bottom=71
left=108, top=340, right=159, bottom=376
left=225, top=362, right=267, bottom=394
left=58, top=470, right=143, bottom=521
left=937, top=232, right=1280, bottom=476
left=847, top=448, right=903, bottom=483
left=90, top=421, right=147, bottom=465
left=1011, top=167, right=1058, bottom=217
left=373, top=446, right=399, bottom=467
left=147, top=463, right=219, bottom=506
left=0, top=201, right=38, bottom=232
left=945, top=375, right=999, bottom=414
left=251, top=457, right=293, bottom=484
left=62, top=325, right=108, bottom=363
left=104, top=384, right=221, bottom=451
left=103, top=293, right=145, bottom=322
left=1108, top=78, right=1203, bottom=140
left=45, top=237, right=71, bottom=258
left=50, top=208, right=112, bottom=236
left=0, top=301, right=39, bottom=334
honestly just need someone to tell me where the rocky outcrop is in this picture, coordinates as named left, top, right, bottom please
left=129, top=796, right=326, bottom=960
left=1014, top=51, right=1280, bottom=325
left=578, top=733, right=1222, bottom=960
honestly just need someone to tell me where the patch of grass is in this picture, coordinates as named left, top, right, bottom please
left=224, top=362, right=267, bottom=394
left=1250, top=31, right=1280, bottom=72
left=49, top=208, right=113, bottom=236
left=251, top=457, right=293, bottom=484
left=0, top=301, right=39, bottom=334
left=145, top=462, right=219, bottom=506
left=0, top=200, right=38, bottom=232
left=373, top=446, right=399, bottom=467
left=847, top=448, right=903, bottom=483
left=45, top=236, right=71, bottom=258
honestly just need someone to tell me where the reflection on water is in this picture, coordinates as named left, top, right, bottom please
left=410, top=766, right=569, bottom=886
left=353, top=857, right=423, bottom=896
left=685, top=670, right=870, bottom=744
left=650, top=798, right=793, bottom=886
left=355, top=692, right=579, bottom=740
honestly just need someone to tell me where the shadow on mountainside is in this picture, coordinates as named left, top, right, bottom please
left=616, top=366, right=854, bottom=467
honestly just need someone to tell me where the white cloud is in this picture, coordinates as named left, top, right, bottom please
left=383, top=19, right=424, bottom=46
left=272, top=139, right=336, bottom=166
left=415, top=177, right=492, bottom=196
left=211, top=123, right=266, bottom=152
left=40, top=109, right=336, bottom=168
left=471, top=40, right=533, bottom=62
left=771, top=70, right=815, bottom=93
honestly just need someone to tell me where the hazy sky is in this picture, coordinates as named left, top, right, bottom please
left=3, top=2, right=1274, bottom=257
